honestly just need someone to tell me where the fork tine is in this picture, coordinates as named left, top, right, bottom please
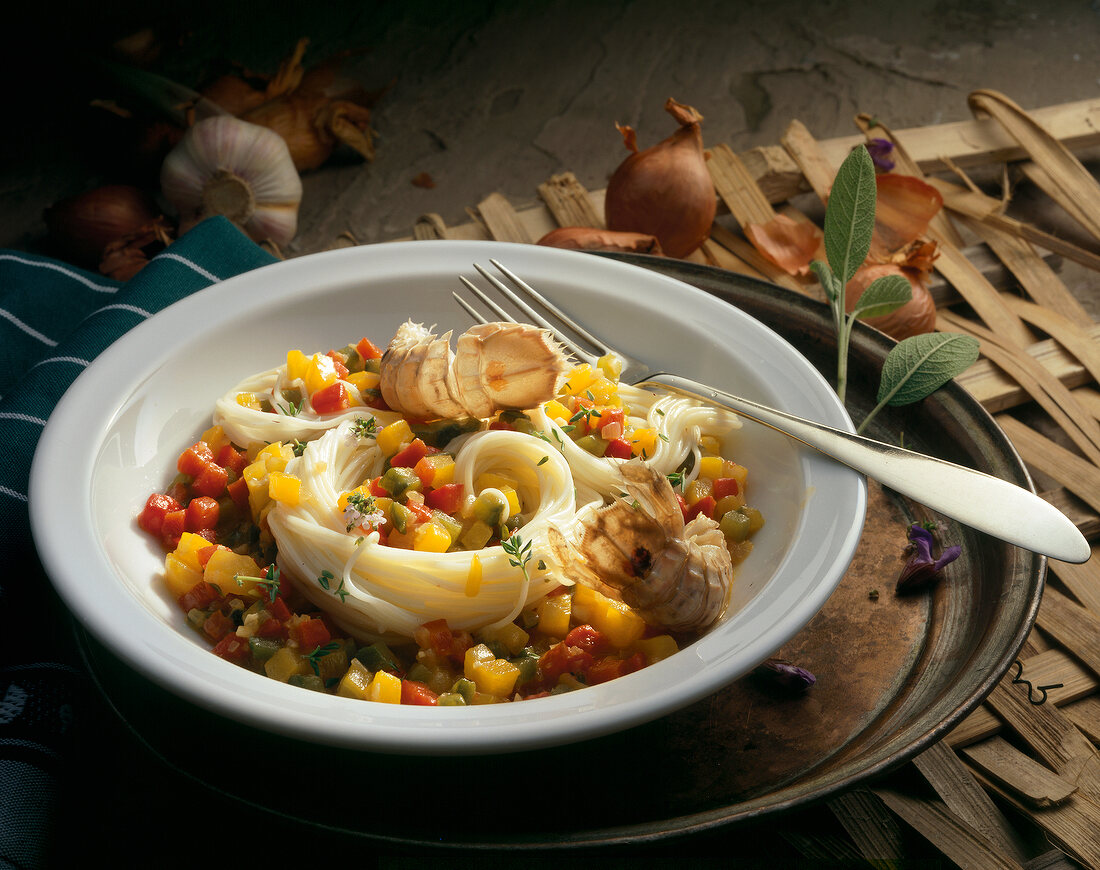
left=456, top=276, right=513, bottom=322
left=452, top=289, right=488, bottom=324
left=485, top=259, right=612, bottom=355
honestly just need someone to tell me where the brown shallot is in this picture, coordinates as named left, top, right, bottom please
left=845, top=263, right=937, bottom=340
left=536, top=227, right=663, bottom=255
left=44, top=185, right=159, bottom=266
left=604, top=98, right=716, bottom=258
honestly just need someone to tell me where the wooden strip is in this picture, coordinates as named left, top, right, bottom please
left=779, top=119, right=835, bottom=203
left=1042, top=486, right=1100, bottom=542
left=1035, top=586, right=1100, bottom=681
left=1064, top=696, right=1100, bottom=745
left=1024, top=849, right=1084, bottom=870
left=1020, top=162, right=1097, bottom=232
left=931, top=242, right=1035, bottom=348
left=928, top=177, right=1100, bottom=274
left=1048, top=546, right=1100, bottom=617
left=535, top=172, right=603, bottom=229
left=946, top=649, right=1098, bottom=748
left=926, top=245, right=1063, bottom=308
left=705, top=224, right=806, bottom=294
left=993, top=416, right=1100, bottom=515
left=475, top=192, right=533, bottom=243
left=962, top=737, right=1078, bottom=807
left=827, top=789, right=909, bottom=863
left=1003, top=297, right=1100, bottom=386
left=871, top=789, right=1026, bottom=870
left=940, top=312, right=1100, bottom=465
left=912, top=741, right=1030, bottom=862
left=412, top=212, right=449, bottom=240
left=742, top=98, right=1100, bottom=204
left=707, top=143, right=778, bottom=228
left=697, top=238, right=770, bottom=281
left=969, top=89, right=1100, bottom=243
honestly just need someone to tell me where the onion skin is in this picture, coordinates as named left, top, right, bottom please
left=44, top=185, right=158, bottom=265
left=536, top=227, right=663, bottom=255
left=845, top=263, right=937, bottom=340
left=604, top=98, right=716, bottom=258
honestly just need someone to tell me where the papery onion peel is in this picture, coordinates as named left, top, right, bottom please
left=744, top=213, right=823, bottom=276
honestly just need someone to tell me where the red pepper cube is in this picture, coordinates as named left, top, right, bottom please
left=424, top=483, right=464, bottom=514
left=227, top=477, right=250, bottom=510
left=160, top=509, right=187, bottom=549
left=256, top=616, right=289, bottom=640
left=178, top=580, right=221, bottom=612
left=311, top=381, right=351, bottom=415
left=216, top=443, right=249, bottom=475
left=603, top=438, right=633, bottom=460
left=356, top=337, right=383, bottom=360
left=326, top=351, right=350, bottom=379
left=177, top=441, right=214, bottom=477
left=212, top=633, right=251, bottom=666
left=191, top=463, right=229, bottom=498
left=564, top=624, right=611, bottom=656
left=267, top=595, right=292, bottom=622
left=203, top=609, right=234, bottom=642
left=185, top=495, right=220, bottom=532
left=401, top=679, right=439, bottom=706
left=390, top=438, right=430, bottom=469
left=685, top=495, right=717, bottom=522
left=711, top=477, right=741, bottom=499
left=537, top=642, right=594, bottom=685
left=295, top=617, right=331, bottom=651
left=138, top=492, right=182, bottom=536
left=196, top=544, right=226, bottom=568
left=369, top=476, right=389, bottom=497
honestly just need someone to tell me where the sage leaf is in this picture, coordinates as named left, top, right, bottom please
left=824, top=145, right=877, bottom=287
left=851, top=274, right=912, bottom=321
left=809, top=259, right=840, bottom=302
left=877, top=332, right=980, bottom=407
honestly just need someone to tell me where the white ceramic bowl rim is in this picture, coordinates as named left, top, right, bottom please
left=30, top=240, right=866, bottom=755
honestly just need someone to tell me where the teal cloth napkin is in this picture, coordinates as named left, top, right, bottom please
left=0, top=217, right=276, bottom=869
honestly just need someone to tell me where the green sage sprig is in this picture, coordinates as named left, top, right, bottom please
left=811, top=144, right=979, bottom=432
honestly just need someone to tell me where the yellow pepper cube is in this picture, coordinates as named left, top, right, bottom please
left=472, top=658, right=520, bottom=698
left=596, top=353, right=623, bottom=380
left=587, top=377, right=618, bottom=405
left=304, top=353, right=338, bottom=395
left=345, top=370, right=381, bottom=392
left=163, top=552, right=204, bottom=600
left=536, top=593, right=572, bottom=638
left=597, top=600, right=646, bottom=648
left=464, top=643, right=496, bottom=680
left=697, top=455, right=726, bottom=480
left=561, top=364, right=598, bottom=397
left=413, top=521, right=452, bottom=553
left=699, top=435, right=722, bottom=455
left=376, top=419, right=414, bottom=456
left=257, top=441, right=291, bottom=472
left=235, top=392, right=262, bottom=411
left=478, top=621, right=529, bottom=656
left=542, top=399, right=571, bottom=424
left=173, top=531, right=212, bottom=572
left=203, top=549, right=265, bottom=600
left=723, top=460, right=749, bottom=487
left=337, top=659, right=373, bottom=700
left=685, top=477, right=713, bottom=506
left=629, top=428, right=658, bottom=459
left=200, top=425, right=229, bottom=452
left=286, top=349, right=309, bottom=382
left=265, top=646, right=310, bottom=682
left=367, top=669, right=402, bottom=703
left=268, top=471, right=302, bottom=506
left=635, top=634, right=680, bottom=664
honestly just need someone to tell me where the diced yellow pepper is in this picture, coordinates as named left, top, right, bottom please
left=304, top=353, right=338, bottom=395
left=345, top=370, right=381, bottom=392
left=286, top=349, right=309, bottom=382
left=571, top=584, right=645, bottom=648
left=542, top=398, right=571, bottom=424
left=367, top=669, right=402, bottom=703
left=268, top=471, right=301, bottom=506
left=265, top=646, right=310, bottom=682
left=337, top=659, right=373, bottom=700
left=536, top=593, right=572, bottom=638
left=200, top=425, right=229, bottom=452
left=587, top=376, right=618, bottom=405
left=478, top=621, right=529, bottom=655
left=697, top=455, right=726, bottom=480
left=257, top=441, right=292, bottom=473
left=629, top=427, right=658, bottom=459
left=464, top=643, right=495, bottom=678
left=561, top=364, right=598, bottom=397
left=413, top=521, right=451, bottom=553
left=235, top=392, right=262, bottom=410
left=699, top=435, right=722, bottom=455
left=465, top=554, right=483, bottom=597
left=474, top=474, right=521, bottom=515
left=173, top=531, right=212, bottom=572
left=163, top=552, right=204, bottom=599
left=473, top=658, right=520, bottom=698
left=203, top=549, right=264, bottom=600
left=337, top=485, right=374, bottom=513
left=635, top=634, right=680, bottom=664
left=376, top=419, right=413, bottom=456
left=685, top=477, right=713, bottom=506
left=597, top=353, right=623, bottom=380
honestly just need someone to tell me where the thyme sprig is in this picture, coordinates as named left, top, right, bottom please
left=501, top=533, right=534, bottom=583
left=351, top=416, right=378, bottom=439
left=234, top=563, right=281, bottom=603
left=305, top=642, right=341, bottom=676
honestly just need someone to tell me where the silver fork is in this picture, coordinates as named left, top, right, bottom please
left=454, top=259, right=1090, bottom=564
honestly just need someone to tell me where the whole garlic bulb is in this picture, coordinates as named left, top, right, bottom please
left=160, top=116, right=303, bottom=245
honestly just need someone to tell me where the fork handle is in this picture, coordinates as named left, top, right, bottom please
left=646, top=373, right=1090, bottom=564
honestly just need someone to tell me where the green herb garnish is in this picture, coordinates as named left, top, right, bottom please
left=234, top=563, right=280, bottom=603
left=351, top=416, right=378, bottom=439
left=306, top=642, right=341, bottom=676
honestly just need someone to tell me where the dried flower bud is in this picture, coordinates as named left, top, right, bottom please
left=752, top=658, right=816, bottom=693
left=896, top=522, right=961, bottom=594
left=866, top=138, right=895, bottom=172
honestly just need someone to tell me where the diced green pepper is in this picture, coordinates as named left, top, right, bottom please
left=389, top=501, right=411, bottom=533
left=381, top=466, right=421, bottom=501
left=451, top=677, right=476, bottom=704
left=288, top=673, right=326, bottom=692
left=248, top=635, right=282, bottom=664
left=719, top=509, right=752, bottom=542
left=574, top=434, right=609, bottom=456
left=471, top=490, right=508, bottom=525
left=437, top=692, right=467, bottom=706
left=356, top=641, right=400, bottom=673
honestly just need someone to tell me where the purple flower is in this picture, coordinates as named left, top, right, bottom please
left=752, top=658, right=816, bottom=693
left=866, top=138, right=895, bottom=172
left=896, top=523, right=961, bottom=593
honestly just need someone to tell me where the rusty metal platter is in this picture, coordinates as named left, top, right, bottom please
left=70, top=255, right=1042, bottom=852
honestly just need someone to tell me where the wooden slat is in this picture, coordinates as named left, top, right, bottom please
left=707, top=143, right=779, bottom=228
left=962, top=737, right=1078, bottom=807
left=1048, top=546, right=1100, bottom=617
left=1035, top=586, right=1100, bottom=682
left=931, top=242, right=1036, bottom=348
left=994, top=415, right=1100, bottom=515
left=535, top=172, right=603, bottom=229
left=779, top=118, right=835, bottom=203
left=827, top=789, right=909, bottom=864
left=1004, top=297, right=1100, bottom=386
left=1064, top=696, right=1100, bottom=745
left=475, top=192, right=534, bottom=243
left=705, top=223, right=806, bottom=294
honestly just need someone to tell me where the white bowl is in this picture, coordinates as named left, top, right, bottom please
left=30, top=240, right=866, bottom=755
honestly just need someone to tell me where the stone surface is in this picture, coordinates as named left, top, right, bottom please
left=4, top=0, right=1100, bottom=259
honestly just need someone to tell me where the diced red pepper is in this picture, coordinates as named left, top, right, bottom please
left=416, top=618, right=472, bottom=665
left=365, top=393, right=391, bottom=412
left=212, top=633, right=251, bottom=666
left=167, top=478, right=191, bottom=505
left=177, top=441, right=214, bottom=477
left=295, top=616, right=331, bottom=651
left=404, top=499, right=433, bottom=524
left=185, top=496, right=220, bottom=532
left=325, top=351, right=350, bottom=379
left=203, top=609, right=234, bottom=642
left=488, top=420, right=515, bottom=431
left=686, top=495, right=717, bottom=522
left=424, top=483, right=464, bottom=514
left=401, top=680, right=439, bottom=706
left=711, top=477, right=740, bottom=499
left=191, top=463, right=229, bottom=498
left=310, top=382, right=351, bottom=415
left=390, top=438, right=431, bottom=469
left=256, top=616, right=289, bottom=640
left=267, top=595, right=292, bottom=622
left=537, top=642, right=595, bottom=685
left=564, top=624, right=611, bottom=656
left=227, top=477, right=250, bottom=510
left=138, top=492, right=182, bottom=536
left=196, top=544, right=226, bottom=568
left=586, top=651, right=647, bottom=685
left=216, top=443, right=248, bottom=475
left=356, top=337, right=383, bottom=360
left=160, top=509, right=187, bottom=549
left=675, top=493, right=690, bottom=522
left=179, top=580, right=220, bottom=612
left=368, top=476, right=389, bottom=497
left=594, top=407, right=625, bottom=429
left=603, top=438, right=633, bottom=460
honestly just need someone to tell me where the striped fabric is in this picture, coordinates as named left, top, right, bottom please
left=0, top=217, right=276, bottom=868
